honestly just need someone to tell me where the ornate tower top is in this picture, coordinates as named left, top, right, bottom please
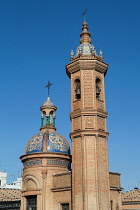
left=70, top=21, right=103, bottom=62
left=80, top=21, right=91, bottom=44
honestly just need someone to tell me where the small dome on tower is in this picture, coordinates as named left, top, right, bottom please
left=42, top=97, right=55, bottom=107
left=40, top=95, right=57, bottom=130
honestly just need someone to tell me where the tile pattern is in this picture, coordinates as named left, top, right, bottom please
left=25, top=132, right=44, bottom=154
left=48, top=132, right=70, bottom=154
left=24, top=132, right=70, bottom=155
left=23, top=160, right=42, bottom=167
left=47, top=159, right=69, bottom=167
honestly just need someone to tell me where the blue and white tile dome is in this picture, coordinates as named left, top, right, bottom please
left=24, top=132, right=70, bottom=155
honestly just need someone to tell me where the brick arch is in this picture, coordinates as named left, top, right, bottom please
left=23, top=174, right=40, bottom=191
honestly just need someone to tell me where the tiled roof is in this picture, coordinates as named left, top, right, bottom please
left=122, top=189, right=140, bottom=202
left=0, top=189, right=21, bottom=201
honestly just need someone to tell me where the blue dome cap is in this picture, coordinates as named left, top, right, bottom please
left=25, top=132, right=70, bottom=155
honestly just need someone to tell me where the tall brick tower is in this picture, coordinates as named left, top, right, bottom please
left=66, top=22, right=110, bottom=209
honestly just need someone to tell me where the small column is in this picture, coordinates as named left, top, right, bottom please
left=41, top=113, right=44, bottom=127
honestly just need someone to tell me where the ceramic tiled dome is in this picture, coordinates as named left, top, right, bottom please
left=24, top=132, right=70, bottom=155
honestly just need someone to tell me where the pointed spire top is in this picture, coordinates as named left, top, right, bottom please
left=75, top=22, right=95, bottom=57
left=80, top=21, right=91, bottom=44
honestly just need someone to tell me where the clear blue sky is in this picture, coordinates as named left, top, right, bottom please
left=0, top=0, right=140, bottom=191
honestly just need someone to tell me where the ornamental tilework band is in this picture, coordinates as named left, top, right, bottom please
left=23, top=160, right=42, bottom=167
left=47, top=160, right=69, bottom=167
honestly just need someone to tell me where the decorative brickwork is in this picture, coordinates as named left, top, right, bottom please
left=83, top=71, right=93, bottom=108
left=73, top=100, right=81, bottom=111
left=96, top=99, right=104, bottom=110
left=66, top=21, right=111, bottom=209
left=85, top=116, right=94, bottom=129
left=73, top=117, right=81, bottom=131
left=97, top=116, right=105, bottom=130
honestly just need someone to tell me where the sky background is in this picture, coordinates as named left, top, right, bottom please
left=0, top=0, right=140, bottom=192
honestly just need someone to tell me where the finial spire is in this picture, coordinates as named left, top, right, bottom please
left=82, top=8, right=88, bottom=22
left=80, top=21, right=91, bottom=44
left=45, top=81, right=52, bottom=97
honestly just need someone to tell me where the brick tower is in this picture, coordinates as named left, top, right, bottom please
left=66, top=22, right=110, bottom=209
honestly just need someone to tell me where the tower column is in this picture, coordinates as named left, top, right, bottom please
left=66, top=22, right=110, bottom=210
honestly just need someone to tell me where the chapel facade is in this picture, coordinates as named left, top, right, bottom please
left=20, top=21, right=122, bottom=210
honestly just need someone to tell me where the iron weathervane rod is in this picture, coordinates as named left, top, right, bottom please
left=45, top=81, right=52, bottom=97
left=82, top=7, right=88, bottom=22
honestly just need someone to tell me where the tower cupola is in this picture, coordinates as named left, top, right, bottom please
left=40, top=96, right=57, bottom=132
left=40, top=81, right=57, bottom=132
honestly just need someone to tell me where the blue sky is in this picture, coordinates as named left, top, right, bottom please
left=0, top=0, right=140, bottom=191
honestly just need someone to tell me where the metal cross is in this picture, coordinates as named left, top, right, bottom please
left=45, top=81, right=52, bottom=97
left=82, top=8, right=88, bottom=22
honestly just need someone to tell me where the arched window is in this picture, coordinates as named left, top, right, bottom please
left=96, top=78, right=101, bottom=99
left=75, top=79, right=81, bottom=100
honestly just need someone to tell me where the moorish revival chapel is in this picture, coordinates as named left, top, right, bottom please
left=20, top=21, right=123, bottom=210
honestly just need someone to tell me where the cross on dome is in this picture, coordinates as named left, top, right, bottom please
left=45, top=81, right=52, bottom=97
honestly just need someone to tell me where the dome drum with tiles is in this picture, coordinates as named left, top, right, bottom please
left=21, top=95, right=71, bottom=173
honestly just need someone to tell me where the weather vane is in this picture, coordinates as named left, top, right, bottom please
left=45, top=81, right=52, bottom=97
left=82, top=7, right=88, bottom=22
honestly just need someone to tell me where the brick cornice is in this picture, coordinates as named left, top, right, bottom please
left=70, top=130, right=109, bottom=139
left=20, top=152, right=71, bottom=162
left=70, top=109, right=108, bottom=119
left=66, top=58, right=108, bottom=78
